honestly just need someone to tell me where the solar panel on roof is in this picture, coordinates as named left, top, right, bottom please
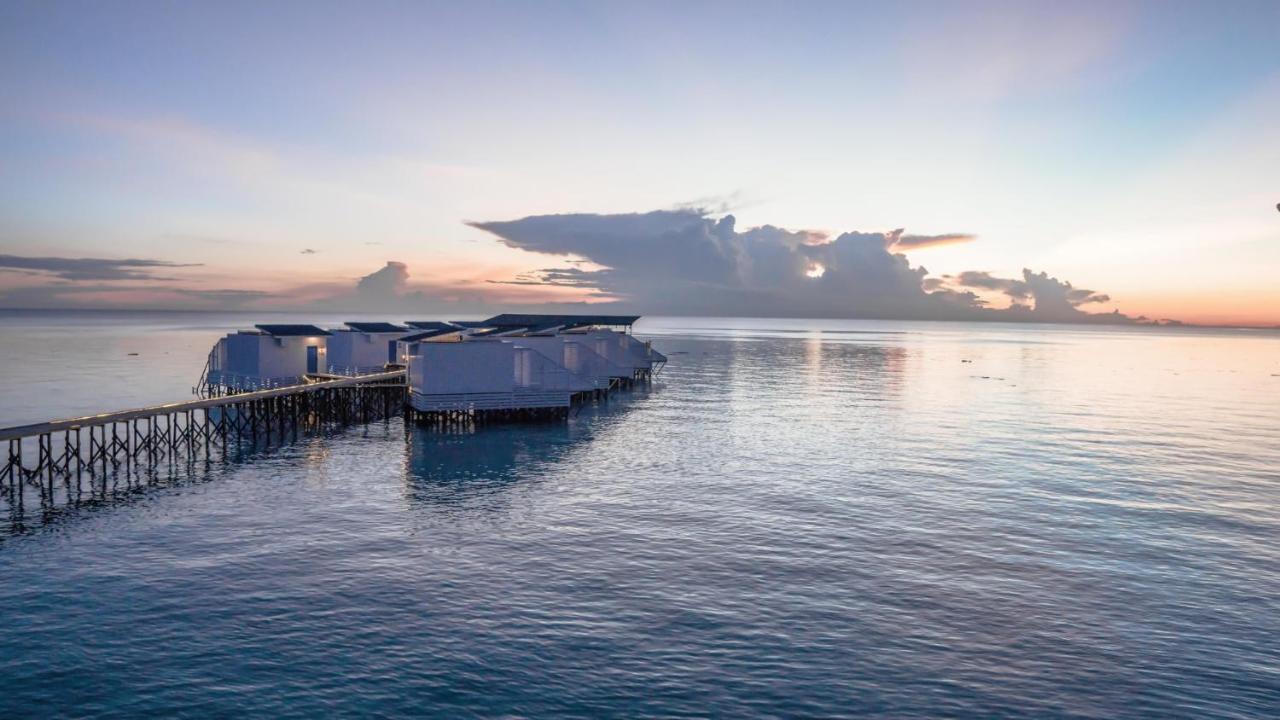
left=345, top=322, right=407, bottom=333
left=254, top=324, right=331, bottom=336
left=399, top=328, right=459, bottom=342
left=481, top=313, right=640, bottom=329
left=404, top=321, right=457, bottom=330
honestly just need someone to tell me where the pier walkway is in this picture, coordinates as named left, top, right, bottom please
left=0, top=370, right=407, bottom=512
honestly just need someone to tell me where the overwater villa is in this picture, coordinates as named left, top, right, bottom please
left=407, top=338, right=595, bottom=416
left=198, top=314, right=666, bottom=420
left=400, top=315, right=665, bottom=418
left=202, top=324, right=331, bottom=393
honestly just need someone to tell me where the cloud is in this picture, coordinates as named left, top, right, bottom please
left=0, top=282, right=271, bottom=309
left=470, top=208, right=1143, bottom=324
left=889, top=231, right=977, bottom=251
left=355, top=261, right=410, bottom=300
left=0, top=254, right=200, bottom=281
left=673, top=191, right=754, bottom=216
left=170, top=288, right=274, bottom=304
left=0, top=214, right=1148, bottom=324
left=951, top=270, right=1031, bottom=299
left=332, top=261, right=495, bottom=312
left=487, top=267, right=601, bottom=288
left=0, top=253, right=272, bottom=310
left=1016, top=269, right=1113, bottom=321
left=300, top=248, right=318, bottom=255
left=950, top=269, right=1121, bottom=322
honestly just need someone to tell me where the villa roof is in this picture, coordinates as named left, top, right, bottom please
left=404, top=321, right=458, bottom=330
left=254, top=324, right=331, bottom=337
left=481, top=313, right=640, bottom=330
left=398, top=328, right=460, bottom=343
left=523, top=323, right=567, bottom=335
left=344, top=322, right=408, bottom=333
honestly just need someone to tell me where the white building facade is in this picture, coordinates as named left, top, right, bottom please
left=203, top=324, right=331, bottom=392
left=325, top=322, right=410, bottom=374
left=408, top=339, right=594, bottom=412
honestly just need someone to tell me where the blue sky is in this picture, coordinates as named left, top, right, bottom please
left=2, top=1, right=1278, bottom=323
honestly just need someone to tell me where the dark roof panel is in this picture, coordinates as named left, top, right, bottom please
left=404, top=321, right=457, bottom=330
left=255, top=324, right=331, bottom=336
left=448, top=320, right=491, bottom=328
left=399, top=328, right=459, bottom=343
left=345, top=322, right=408, bottom=333
left=482, top=313, right=640, bottom=330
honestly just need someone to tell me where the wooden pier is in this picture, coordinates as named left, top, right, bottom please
left=0, top=370, right=407, bottom=527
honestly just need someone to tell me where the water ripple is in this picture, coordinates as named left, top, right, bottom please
left=1, top=316, right=1279, bottom=718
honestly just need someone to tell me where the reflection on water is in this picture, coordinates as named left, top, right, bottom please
left=1, top=312, right=1279, bottom=718
left=403, top=395, right=645, bottom=509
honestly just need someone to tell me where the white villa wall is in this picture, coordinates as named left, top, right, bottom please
left=408, top=340, right=585, bottom=411
left=513, top=345, right=594, bottom=393
left=327, top=331, right=402, bottom=372
left=215, top=333, right=326, bottom=387
left=412, top=341, right=515, bottom=395
left=224, top=333, right=260, bottom=376
left=581, top=330, right=660, bottom=373
left=256, top=335, right=326, bottom=380
left=509, top=336, right=570, bottom=371
left=582, top=331, right=642, bottom=373
left=511, top=336, right=621, bottom=389
left=564, top=340, right=630, bottom=386
left=214, top=337, right=228, bottom=373
left=620, top=333, right=656, bottom=370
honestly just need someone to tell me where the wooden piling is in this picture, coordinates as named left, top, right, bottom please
left=0, top=370, right=407, bottom=529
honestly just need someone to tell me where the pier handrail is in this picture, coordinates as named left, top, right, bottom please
left=0, top=369, right=406, bottom=442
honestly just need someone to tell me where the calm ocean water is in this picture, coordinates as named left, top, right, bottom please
left=1, top=310, right=1278, bottom=718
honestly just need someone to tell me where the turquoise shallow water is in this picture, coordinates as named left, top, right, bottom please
left=1, top=311, right=1279, bottom=718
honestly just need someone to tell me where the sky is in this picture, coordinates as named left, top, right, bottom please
left=1, top=0, right=1278, bottom=325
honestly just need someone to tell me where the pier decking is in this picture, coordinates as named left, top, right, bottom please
left=1, top=370, right=407, bottom=509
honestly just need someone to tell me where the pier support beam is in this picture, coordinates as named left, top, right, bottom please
left=0, top=371, right=408, bottom=534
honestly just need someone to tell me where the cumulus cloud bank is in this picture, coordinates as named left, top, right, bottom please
left=325, top=260, right=535, bottom=314
left=0, top=211, right=1155, bottom=324
left=470, top=209, right=1141, bottom=324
